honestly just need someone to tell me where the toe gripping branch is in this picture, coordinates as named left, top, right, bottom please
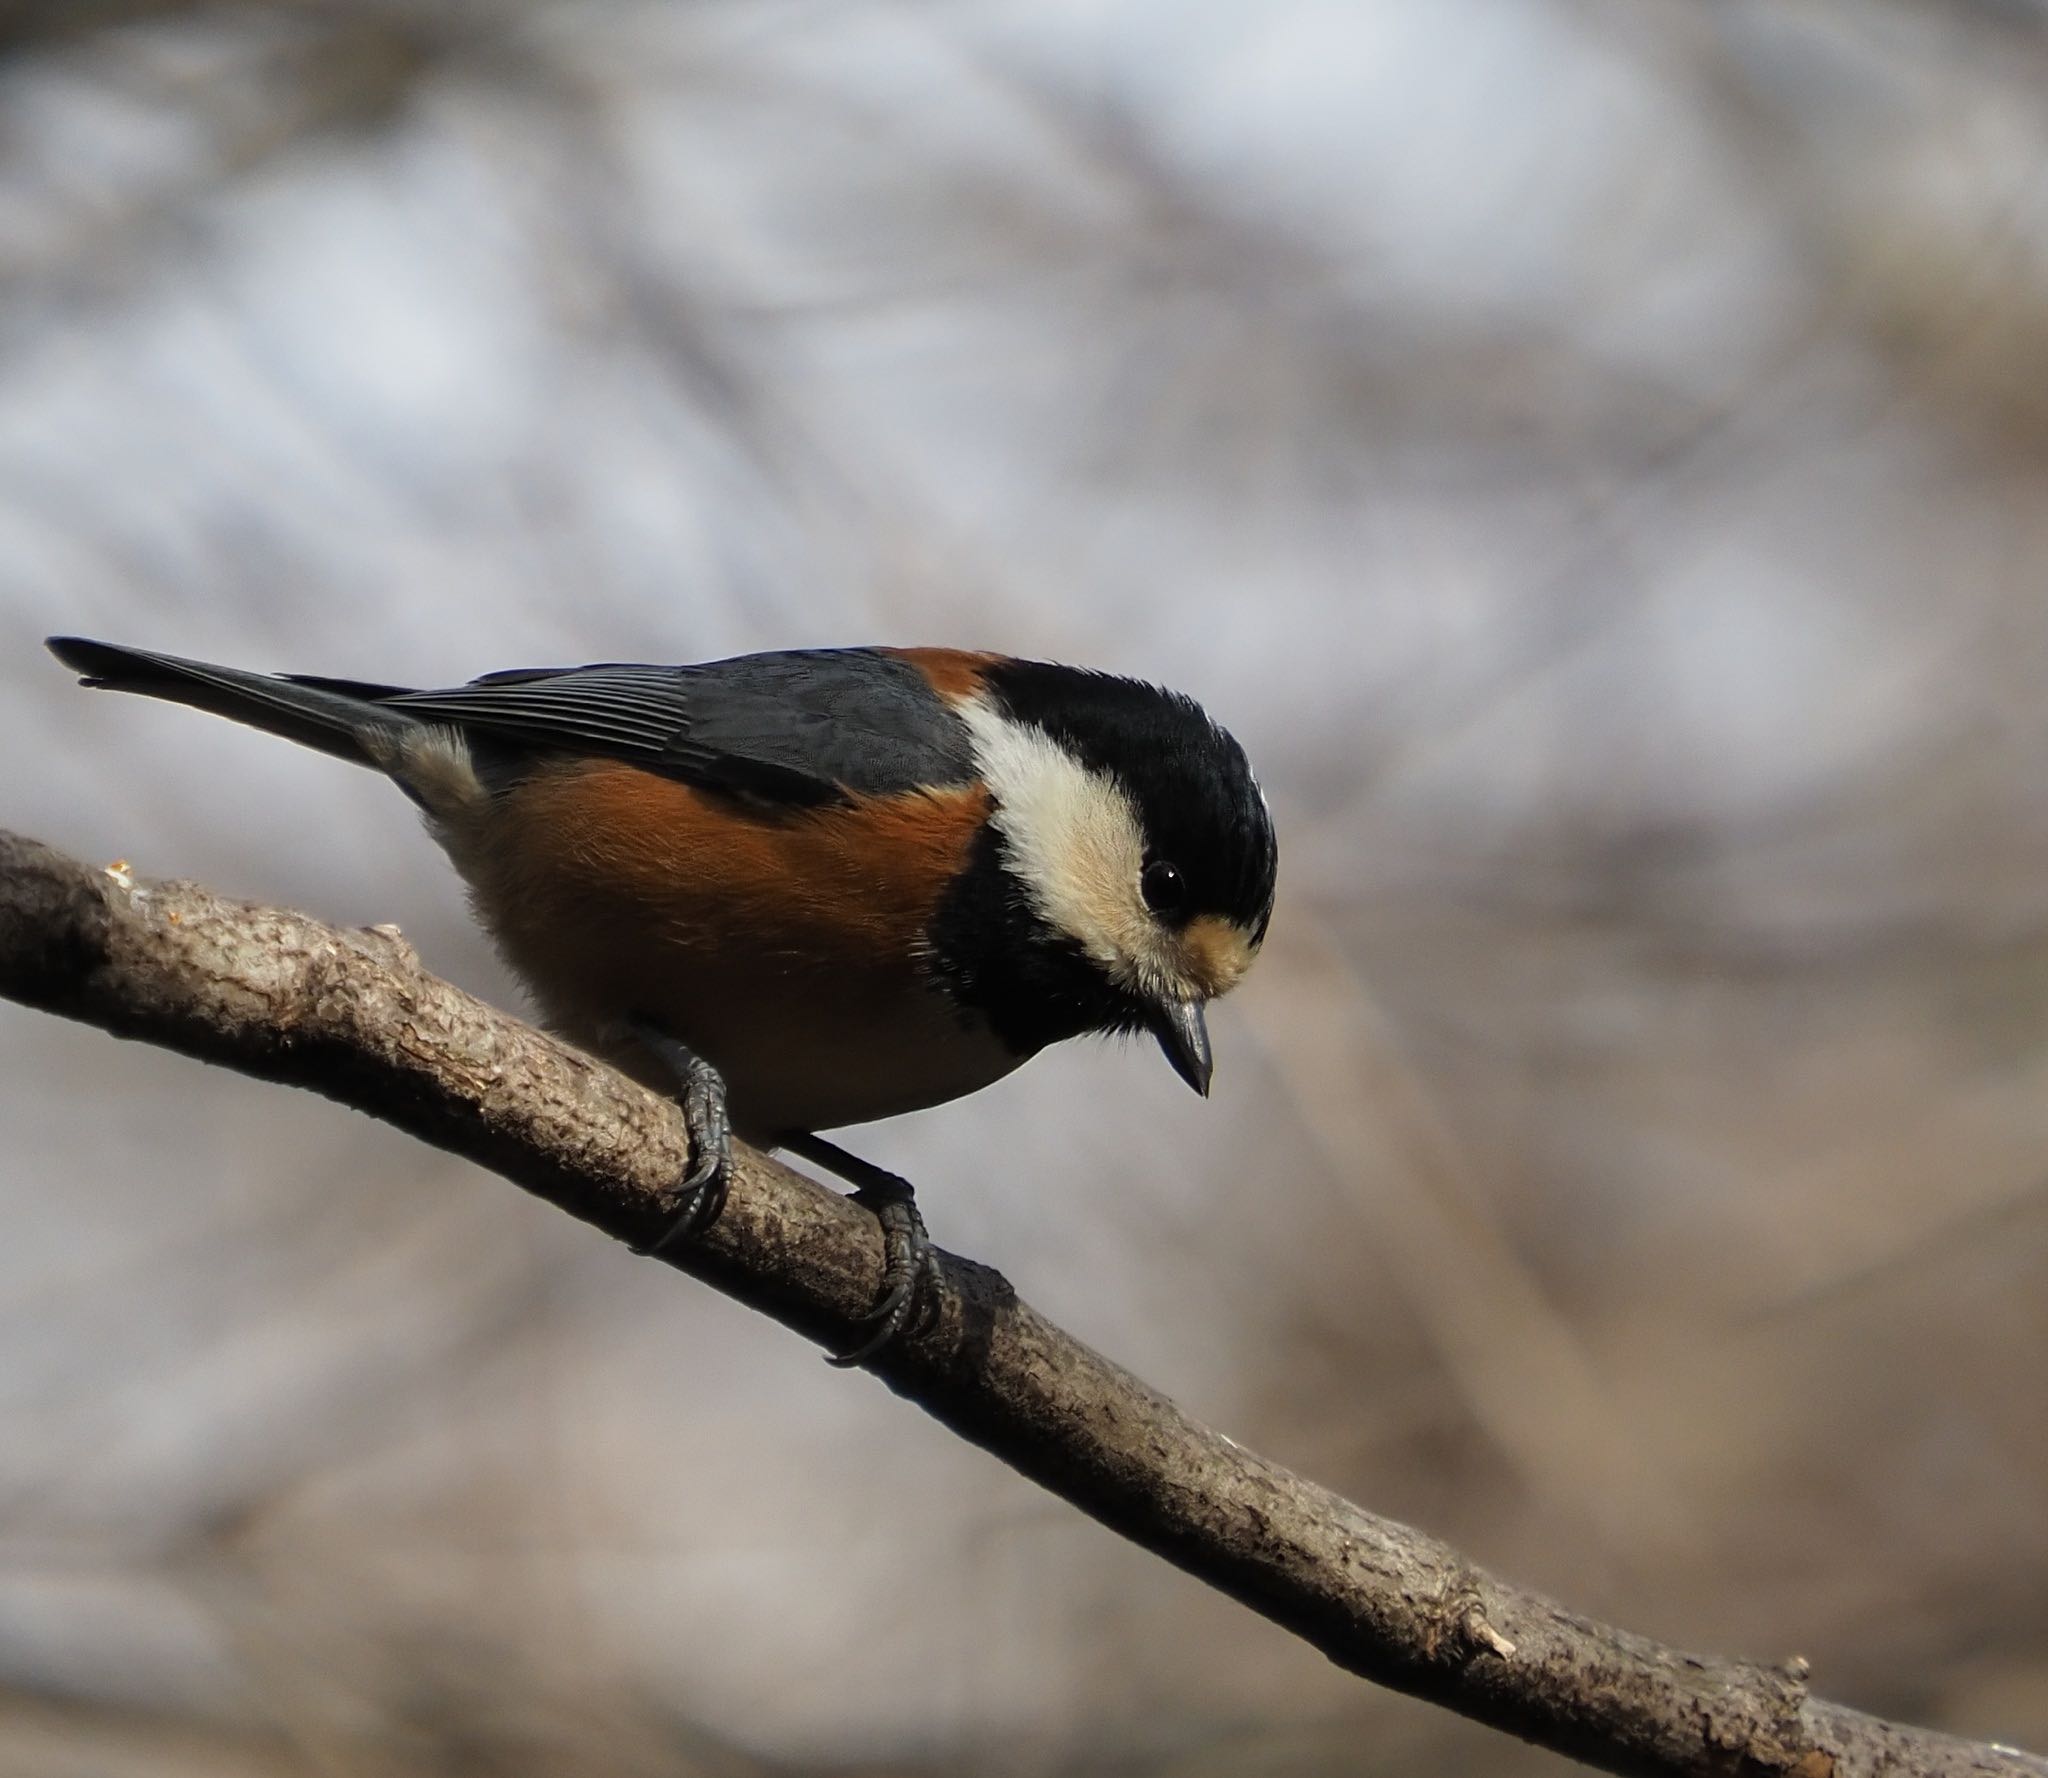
left=781, top=1133, right=944, bottom=1367
left=624, top=1019, right=733, bottom=1255
left=621, top=1026, right=943, bottom=1365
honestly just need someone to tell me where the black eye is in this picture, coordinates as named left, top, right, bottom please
left=1141, top=859, right=1187, bottom=917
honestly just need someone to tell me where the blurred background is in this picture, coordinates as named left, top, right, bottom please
left=3, top=1, right=2047, bottom=1773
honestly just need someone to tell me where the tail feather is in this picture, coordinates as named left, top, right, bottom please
left=47, top=636, right=417, bottom=770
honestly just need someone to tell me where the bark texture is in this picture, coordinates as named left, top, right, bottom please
left=0, top=828, right=2039, bottom=1778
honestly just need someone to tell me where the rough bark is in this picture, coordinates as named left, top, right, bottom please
left=0, top=829, right=2038, bottom=1778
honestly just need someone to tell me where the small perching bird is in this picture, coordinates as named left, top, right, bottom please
left=48, top=637, right=1279, bottom=1361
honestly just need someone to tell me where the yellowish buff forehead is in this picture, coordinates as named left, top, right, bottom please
left=1179, top=914, right=1258, bottom=999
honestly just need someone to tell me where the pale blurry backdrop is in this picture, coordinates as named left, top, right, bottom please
left=3, top=3, right=2047, bottom=1774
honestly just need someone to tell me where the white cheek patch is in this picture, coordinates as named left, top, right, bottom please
left=959, top=696, right=1151, bottom=978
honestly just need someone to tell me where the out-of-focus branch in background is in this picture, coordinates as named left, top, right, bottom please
left=2, top=829, right=2043, bottom=1778
left=5, top=2, right=2048, bottom=1773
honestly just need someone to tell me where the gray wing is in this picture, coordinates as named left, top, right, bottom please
left=376, top=648, right=977, bottom=806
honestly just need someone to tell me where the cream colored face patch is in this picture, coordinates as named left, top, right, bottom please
left=959, top=696, right=1150, bottom=974
left=959, top=696, right=1252, bottom=1005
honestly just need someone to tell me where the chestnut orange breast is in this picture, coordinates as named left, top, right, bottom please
left=446, top=759, right=1017, bottom=1136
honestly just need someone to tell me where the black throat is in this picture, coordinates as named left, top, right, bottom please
left=923, top=823, right=1147, bottom=1057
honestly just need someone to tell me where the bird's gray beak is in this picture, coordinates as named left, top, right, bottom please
left=1149, top=998, right=1213, bottom=1097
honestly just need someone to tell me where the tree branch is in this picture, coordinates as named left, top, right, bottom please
left=0, top=828, right=2037, bottom=1778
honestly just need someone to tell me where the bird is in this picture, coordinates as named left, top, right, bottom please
left=47, top=636, right=1279, bottom=1362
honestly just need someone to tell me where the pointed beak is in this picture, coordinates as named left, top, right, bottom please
left=1149, top=998, right=1213, bottom=1097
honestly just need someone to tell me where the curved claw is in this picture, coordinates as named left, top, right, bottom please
left=826, top=1290, right=919, bottom=1368
left=849, top=1272, right=916, bottom=1329
left=825, top=1178, right=942, bottom=1367
left=619, top=1017, right=734, bottom=1257
left=635, top=1158, right=728, bottom=1256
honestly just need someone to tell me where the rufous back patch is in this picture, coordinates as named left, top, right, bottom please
left=886, top=647, right=1002, bottom=703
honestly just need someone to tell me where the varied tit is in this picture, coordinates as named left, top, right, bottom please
left=48, top=637, right=1279, bottom=1362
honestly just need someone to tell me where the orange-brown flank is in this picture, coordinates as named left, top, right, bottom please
left=457, top=759, right=1006, bottom=1136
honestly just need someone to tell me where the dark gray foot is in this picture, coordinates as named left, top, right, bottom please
left=622, top=1018, right=732, bottom=1255
left=782, top=1133, right=943, bottom=1366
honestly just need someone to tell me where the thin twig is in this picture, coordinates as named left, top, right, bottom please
left=0, top=829, right=2038, bottom=1778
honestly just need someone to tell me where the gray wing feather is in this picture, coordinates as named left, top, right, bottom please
left=388, top=649, right=976, bottom=804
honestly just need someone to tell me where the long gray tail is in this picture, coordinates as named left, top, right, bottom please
left=47, top=636, right=421, bottom=770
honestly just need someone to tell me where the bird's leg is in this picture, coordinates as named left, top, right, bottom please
left=780, top=1133, right=944, bottom=1367
left=620, top=1017, right=733, bottom=1255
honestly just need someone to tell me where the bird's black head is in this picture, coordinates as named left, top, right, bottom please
left=927, top=660, right=1278, bottom=1093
